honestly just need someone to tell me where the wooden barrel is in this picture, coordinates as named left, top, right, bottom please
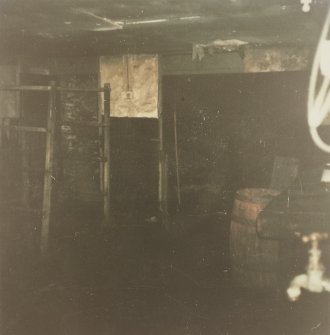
left=230, top=188, right=280, bottom=288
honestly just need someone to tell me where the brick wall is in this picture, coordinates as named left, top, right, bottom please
left=57, top=73, right=101, bottom=204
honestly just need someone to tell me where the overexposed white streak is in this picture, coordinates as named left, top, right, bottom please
left=126, top=19, right=168, bottom=25
left=76, top=8, right=124, bottom=29
left=179, top=16, right=201, bottom=21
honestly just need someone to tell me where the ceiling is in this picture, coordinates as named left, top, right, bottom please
left=0, top=0, right=328, bottom=56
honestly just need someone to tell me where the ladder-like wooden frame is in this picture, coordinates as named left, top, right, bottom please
left=0, top=83, right=111, bottom=254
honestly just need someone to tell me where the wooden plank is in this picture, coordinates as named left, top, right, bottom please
left=173, top=96, right=181, bottom=208
left=62, top=156, right=107, bottom=162
left=56, top=87, right=105, bottom=93
left=60, top=120, right=106, bottom=127
left=40, top=82, right=56, bottom=255
left=17, top=61, right=31, bottom=207
left=0, top=85, right=105, bottom=93
left=3, top=125, right=47, bottom=133
left=163, top=153, right=169, bottom=224
left=158, top=58, right=164, bottom=210
left=103, top=83, right=111, bottom=226
left=98, top=60, right=104, bottom=193
left=157, top=57, right=169, bottom=226
left=0, top=85, right=51, bottom=92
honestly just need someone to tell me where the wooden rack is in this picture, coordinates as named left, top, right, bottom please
left=0, top=83, right=111, bottom=254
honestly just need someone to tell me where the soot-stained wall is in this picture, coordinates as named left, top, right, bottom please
left=163, top=71, right=327, bottom=215
left=58, top=72, right=159, bottom=218
left=110, top=118, right=159, bottom=218
left=0, top=56, right=159, bottom=219
left=58, top=73, right=100, bottom=205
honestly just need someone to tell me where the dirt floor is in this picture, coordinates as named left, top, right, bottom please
left=1, top=208, right=330, bottom=335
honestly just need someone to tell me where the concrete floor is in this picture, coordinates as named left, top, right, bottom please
left=1, top=209, right=330, bottom=335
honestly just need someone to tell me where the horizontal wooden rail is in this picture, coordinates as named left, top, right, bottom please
left=61, top=120, right=109, bottom=128
left=57, top=87, right=105, bottom=93
left=0, top=85, right=106, bottom=93
left=2, top=125, right=47, bottom=133
left=0, top=85, right=51, bottom=92
left=62, top=156, right=107, bottom=162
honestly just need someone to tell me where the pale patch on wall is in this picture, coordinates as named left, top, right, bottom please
left=192, top=39, right=248, bottom=61
left=0, top=65, right=18, bottom=118
left=99, top=55, right=159, bottom=118
left=243, top=46, right=310, bottom=72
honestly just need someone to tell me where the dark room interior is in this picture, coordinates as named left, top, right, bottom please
left=1, top=1, right=330, bottom=334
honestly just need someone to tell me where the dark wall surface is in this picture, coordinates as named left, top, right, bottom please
left=2, top=68, right=329, bottom=223
left=58, top=74, right=159, bottom=220
left=109, top=117, right=159, bottom=219
left=162, top=71, right=329, bottom=216
left=0, top=68, right=160, bottom=222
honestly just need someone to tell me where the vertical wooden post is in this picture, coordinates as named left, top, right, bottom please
left=173, top=96, right=181, bottom=208
left=17, top=58, right=30, bottom=206
left=40, top=81, right=56, bottom=254
left=97, top=59, right=104, bottom=193
left=21, top=124, right=30, bottom=205
left=0, top=118, right=3, bottom=148
left=158, top=59, right=163, bottom=209
left=103, top=83, right=111, bottom=226
left=157, top=58, right=169, bottom=227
